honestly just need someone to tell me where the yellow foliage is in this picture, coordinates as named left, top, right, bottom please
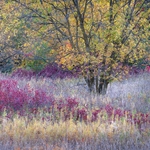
left=54, top=0, right=149, bottom=74
left=1, top=0, right=149, bottom=82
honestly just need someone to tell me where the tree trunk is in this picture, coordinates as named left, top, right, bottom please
left=98, top=76, right=109, bottom=95
left=87, top=76, right=94, bottom=92
left=84, top=71, right=110, bottom=95
left=84, top=69, right=95, bottom=93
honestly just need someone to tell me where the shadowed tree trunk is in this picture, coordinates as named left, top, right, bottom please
left=84, top=68, right=95, bottom=93
left=84, top=69, right=110, bottom=95
left=98, top=74, right=109, bottom=95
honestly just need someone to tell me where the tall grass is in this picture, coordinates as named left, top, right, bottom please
left=10, top=72, right=150, bottom=112
left=0, top=72, right=150, bottom=150
left=0, top=116, right=149, bottom=150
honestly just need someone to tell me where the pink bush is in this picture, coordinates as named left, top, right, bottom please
left=0, top=79, right=29, bottom=111
left=91, top=105, right=150, bottom=130
left=11, top=68, right=35, bottom=79
left=11, top=63, right=78, bottom=79
left=0, top=79, right=54, bottom=112
left=145, top=66, right=150, bottom=72
left=0, top=78, right=149, bottom=131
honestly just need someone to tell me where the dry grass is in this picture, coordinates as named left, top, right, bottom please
left=0, top=72, right=150, bottom=149
left=16, top=72, right=150, bottom=112
left=0, top=115, right=149, bottom=150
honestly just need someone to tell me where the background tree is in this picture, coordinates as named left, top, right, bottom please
left=9, top=0, right=150, bottom=94
left=0, top=0, right=53, bottom=72
left=0, top=1, right=28, bottom=72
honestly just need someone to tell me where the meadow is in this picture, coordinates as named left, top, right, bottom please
left=0, top=68, right=150, bottom=150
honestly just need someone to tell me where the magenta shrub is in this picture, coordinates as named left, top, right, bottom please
left=11, top=63, right=78, bottom=79
left=11, top=68, right=36, bottom=79
left=0, top=79, right=28, bottom=111
left=0, top=79, right=54, bottom=112
left=145, top=66, right=150, bottom=72
left=91, top=104, right=150, bottom=130
left=0, top=77, right=149, bottom=132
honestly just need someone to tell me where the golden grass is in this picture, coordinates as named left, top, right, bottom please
left=0, top=115, right=148, bottom=145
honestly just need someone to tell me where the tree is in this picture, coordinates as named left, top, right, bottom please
left=0, top=0, right=52, bottom=72
left=12, top=0, right=149, bottom=94
left=0, top=1, right=28, bottom=72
